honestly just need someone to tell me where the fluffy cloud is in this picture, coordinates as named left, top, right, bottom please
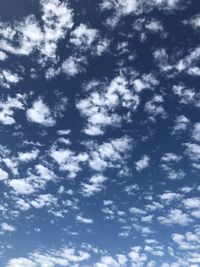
left=8, top=179, right=35, bottom=195
left=0, top=168, right=8, bottom=180
left=18, top=149, right=39, bottom=162
left=81, top=174, right=107, bottom=197
left=6, top=246, right=90, bottom=267
left=0, top=0, right=73, bottom=61
left=135, top=155, right=150, bottom=171
left=158, top=209, right=193, bottom=226
left=26, top=99, right=56, bottom=127
left=76, top=215, right=94, bottom=224
left=0, top=94, right=25, bottom=125
left=77, top=76, right=139, bottom=135
left=6, top=258, right=36, bottom=267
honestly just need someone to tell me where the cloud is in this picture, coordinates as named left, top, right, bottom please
left=0, top=70, right=22, bottom=88
left=88, top=136, right=132, bottom=172
left=8, top=179, right=35, bottom=195
left=77, top=76, right=139, bottom=135
left=26, top=99, right=56, bottom=127
left=0, top=51, right=7, bottom=61
left=184, top=13, right=200, bottom=30
left=129, top=246, right=147, bottom=266
left=160, top=192, right=182, bottom=203
left=135, top=155, right=150, bottom=171
left=40, top=0, right=73, bottom=60
left=1, top=0, right=200, bottom=266
left=184, top=143, right=200, bottom=162
left=145, top=19, right=164, bottom=32
left=6, top=258, right=36, bottom=267
left=2, top=158, right=18, bottom=175
left=192, top=123, right=200, bottom=142
left=100, top=0, right=184, bottom=28
left=183, top=198, right=200, bottom=209
left=161, top=153, right=182, bottom=163
left=6, top=246, right=90, bottom=267
left=0, top=0, right=73, bottom=64
left=30, top=194, right=57, bottom=209
left=62, top=56, right=86, bottom=77
left=158, top=209, right=193, bottom=226
left=1, top=223, right=16, bottom=233
left=0, top=168, right=9, bottom=180
left=81, top=174, right=107, bottom=197
left=76, top=215, right=94, bottom=224
left=0, top=94, right=25, bottom=125
left=95, top=255, right=126, bottom=267
left=51, top=147, right=88, bottom=178
left=145, top=94, right=166, bottom=118
left=172, top=115, right=190, bottom=134
left=18, top=149, right=39, bottom=162
left=70, top=24, right=98, bottom=49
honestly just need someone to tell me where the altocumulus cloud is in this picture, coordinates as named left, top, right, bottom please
left=0, top=0, right=200, bottom=266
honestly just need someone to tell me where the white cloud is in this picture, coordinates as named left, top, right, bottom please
left=70, top=24, right=98, bottom=48
left=57, top=129, right=71, bottom=136
left=0, top=168, right=8, bottom=180
left=51, top=147, right=88, bottom=178
left=133, top=73, right=159, bottom=93
left=167, top=169, right=185, bottom=180
left=41, top=0, right=73, bottom=60
left=184, top=13, right=200, bottom=30
left=35, top=164, right=55, bottom=181
left=77, top=76, right=139, bottom=135
left=1, top=223, right=16, bottom=233
left=0, top=0, right=73, bottom=63
left=2, top=158, right=18, bottom=175
left=161, top=153, right=182, bottom=163
left=7, top=246, right=90, bottom=267
left=183, top=198, right=200, bottom=209
left=176, top=47, right=200, bottom=73
left=129, top=207, right=146, bottom=215
left=129, top=246, right=147, bottom=266
left=184, top=143, right=200, bottom=162
left=160, top=192, right=182, bottom=203
left=96, top=255, right=124, bottom=267
left=100, top=0, right=182, bottom=28
left=172, top=228, right=200, bottom=251
left=89, top=137, right=131, bottom=172
left=0, top=69, right=22, bottom=88
left=8, top=179, right=35, bottom=195
left=26, top=99, right=56, bottom=127
left=62, top=56, right=85, bottom=77
left=145, top=94, right=166, bottom=118
left=76, top=215, right=93, bottom=224
left=6, top=258, right=36, bottom=267
left=0, top=51, right=7, bottom=61
left=192, top=123, right=200, bottom=142
left=81, top=174, right=107, bottom=197
left=158, top=209, right=193, bottom=226
left=135, top=155, right=150, bottom=171
left=100, top=0, right=138, bottom=16
left=18, top=149, right=39, bottom=162
left=188, top=67, right=200, bottom=76
left=172, top=115, right=190, bottom=134
left=145, top=19, right=163, bottom=32
left=0, top=15, right=43, bottom=56
left=16, top=198, right=31, bottom=211
left=0, top=94, right=25, bottom=125
left=155, top=0, right=180, bottom=8
left=30, top=194, right=57, bottom=209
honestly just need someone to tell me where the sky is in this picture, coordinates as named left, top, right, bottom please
left=0, top=0, right=200, bottom=266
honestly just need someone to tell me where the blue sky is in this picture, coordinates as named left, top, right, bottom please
left=0, top=0, right=200, bottom=266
